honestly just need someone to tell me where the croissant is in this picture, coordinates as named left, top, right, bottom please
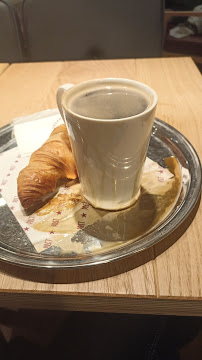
left=17, top=124, right=77, bottom=209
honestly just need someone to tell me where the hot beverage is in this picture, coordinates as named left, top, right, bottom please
left=68, top=86, right=150, bottom=119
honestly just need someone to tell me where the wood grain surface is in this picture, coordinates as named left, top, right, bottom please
left=0, top=58, right=201, bottom=314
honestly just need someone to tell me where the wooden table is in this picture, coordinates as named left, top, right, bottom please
left=0, top=57, right=201, bottom=316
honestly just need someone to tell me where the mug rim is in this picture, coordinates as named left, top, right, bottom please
left=61, top=77, right=158, bottom=122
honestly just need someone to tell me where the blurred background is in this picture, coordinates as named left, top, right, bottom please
left=0, top=0, right=202, bottom=72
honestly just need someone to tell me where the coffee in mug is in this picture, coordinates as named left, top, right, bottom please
left=68, top=86, right=151, bottom=119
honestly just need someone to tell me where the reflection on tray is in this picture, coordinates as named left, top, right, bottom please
left=31, top=157, right=181, bottom=256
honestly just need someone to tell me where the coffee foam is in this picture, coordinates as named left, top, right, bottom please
left=65, top=84, right=152, bottom=120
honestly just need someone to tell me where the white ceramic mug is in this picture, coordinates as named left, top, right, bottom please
left=57, top=78, right=158, bottom=210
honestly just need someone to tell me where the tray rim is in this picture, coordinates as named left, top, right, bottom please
left=0, top=115, right=201, bottom=270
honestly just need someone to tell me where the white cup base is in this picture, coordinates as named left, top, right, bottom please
left=84, top=188, right=141, bottom=211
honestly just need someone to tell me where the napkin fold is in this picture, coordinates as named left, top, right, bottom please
left=13, top=109, right=63, bottom=157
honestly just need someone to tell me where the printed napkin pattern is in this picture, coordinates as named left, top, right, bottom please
left=0, top=110, right=177, bottom=255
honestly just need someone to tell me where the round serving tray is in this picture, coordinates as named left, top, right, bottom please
left=0, top=115, right=201, bottom=269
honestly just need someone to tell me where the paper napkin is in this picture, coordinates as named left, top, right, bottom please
left=0, top=109, right=178, bottom=255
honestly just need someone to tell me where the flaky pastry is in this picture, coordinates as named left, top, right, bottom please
left=17, top=124, right=77, bottom=209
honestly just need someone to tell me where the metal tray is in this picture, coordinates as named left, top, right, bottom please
left=0, top=116, right=201, bottom=269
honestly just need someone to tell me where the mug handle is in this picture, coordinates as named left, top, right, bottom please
left=56, top=83, right=74, bottom=120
